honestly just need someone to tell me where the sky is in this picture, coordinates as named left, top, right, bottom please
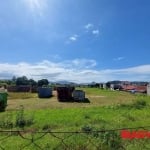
left=0, top=0, right=150, bottom=83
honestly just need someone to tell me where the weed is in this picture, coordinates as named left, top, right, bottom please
left=42, top=124, right=51, bottom=131
left=15, top=105, right=34, bottom=128
left=81, top=125, right=93, bottom=133
left=84, top=115, right=90, bottom=119
left=100, top=131, right=123, bottom=150
left=132, top=99, right=147, bottom=109
left=0, top=113, right=13, bottom=129
left=117, top=103, right=132, bottom=109
left=123, top=113, right=136, bottom=121
left=81, top=125, right=124, bottom=149
left=116, top=99, right=148, bottom=110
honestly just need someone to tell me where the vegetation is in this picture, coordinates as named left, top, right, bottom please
left=37, top=79, right=49, bottom=87
left=0, top=76, right=37, bottom=86
left=0, top=88, right=150, bottom=149
left=0, top=76, right=48, bottom=87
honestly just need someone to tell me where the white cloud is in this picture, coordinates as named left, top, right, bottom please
left=84, top=24, right=100, bottom=36
left=72, top=59, right=97, bottom=69
left=85, top=23, right=93, bottom=30
left=113, top=57, right=125, bottom=61
left=61, top=59, right=97, bottom=69
left=0, top=60, right=150, bottom=83
left=69, top=37, right=77, bottom=41
left=68, top=34, right=78, bottom=42
left=92, top=30, right=99, bottom=35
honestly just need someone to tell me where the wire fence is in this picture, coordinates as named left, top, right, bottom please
left=0, top=126, right=150, bottom=150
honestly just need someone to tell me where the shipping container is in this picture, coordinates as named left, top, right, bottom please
left=38, top=87, right=52, bottom=98
left=0, top=92, right=8, bottom=111
left=57, top=87, right=74, bottom=102
left=73, top=90, right=85, bottom=101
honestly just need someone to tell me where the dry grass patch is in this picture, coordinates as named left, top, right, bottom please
left=6, top=88, right=137, bottom=111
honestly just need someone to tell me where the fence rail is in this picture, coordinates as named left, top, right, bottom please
left=0, top=126, right=150, bottom=150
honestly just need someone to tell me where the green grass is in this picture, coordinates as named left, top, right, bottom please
left=0, top=88, right=150, bottom=149
left=6, top=88, right=138, bottom=110
left=1, top=105, right=150, bottom=131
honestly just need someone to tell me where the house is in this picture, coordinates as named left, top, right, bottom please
left=122, top=85, right=147, bottom=93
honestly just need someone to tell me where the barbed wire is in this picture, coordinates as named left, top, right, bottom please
left=0, top=126, right=150, bottom=150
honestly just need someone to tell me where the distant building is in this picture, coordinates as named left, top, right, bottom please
left=110, top=84, right=114, bottom=90
left=147, top=84, right=150, bottom=96
left=103, top=83, right=106, bottom=89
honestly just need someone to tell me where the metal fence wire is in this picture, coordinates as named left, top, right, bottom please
left=0, top=126, right=150, bottom=150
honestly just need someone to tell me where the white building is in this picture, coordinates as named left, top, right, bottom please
left=147, top=84, right=150, bottom=96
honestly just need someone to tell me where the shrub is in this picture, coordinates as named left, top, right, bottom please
left=99, top=131, right=123, bottom=150
left=81, top=125, right=93, bottom=133
left=15, top=105, right=34, bottom=128
left=81, top=125, right=124, bottom=150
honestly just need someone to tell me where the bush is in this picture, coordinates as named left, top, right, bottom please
left=15, top=105, right=34, bottom=128
left=99, top=131, right=123, bottom=150
left=81, top=125, right=93, bottom=133
left=81, top=125, right=124, bottom=149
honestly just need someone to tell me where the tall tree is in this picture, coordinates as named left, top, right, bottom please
left=16, top=76, right=29, bottom=86
left=29, top=79, right=37, bottom=86
left=37, top=79, right=49, bottom=87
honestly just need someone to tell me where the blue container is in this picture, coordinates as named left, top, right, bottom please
left=38, top=87, right=52, bottom=98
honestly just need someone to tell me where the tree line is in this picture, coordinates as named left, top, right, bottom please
left=0, top=76, right=49, bottom=87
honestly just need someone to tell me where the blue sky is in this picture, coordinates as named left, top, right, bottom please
left=0, top=0, right=150, bottom=83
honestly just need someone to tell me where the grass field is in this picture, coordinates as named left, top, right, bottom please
left=7, top=88, right=137, bottom=110
left=0, top=88, right=150, bottom=149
